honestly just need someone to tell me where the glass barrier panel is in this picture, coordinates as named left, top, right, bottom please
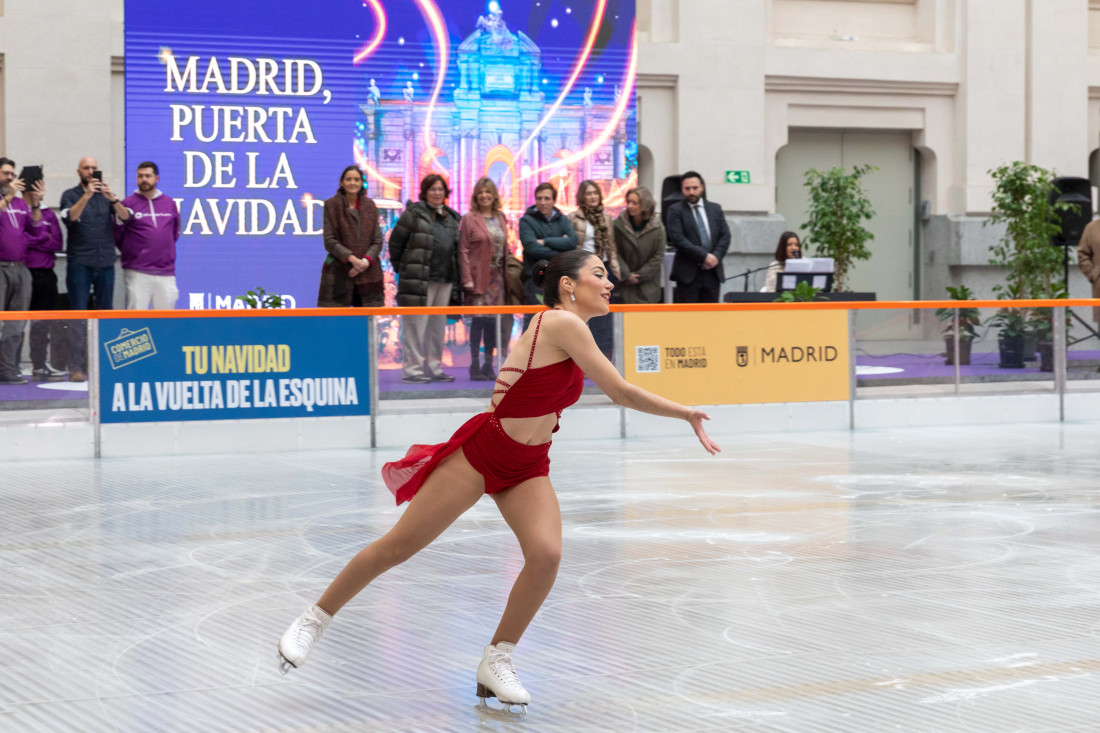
left=375, top=312, right=519, bottom=406
left=374, top=309, right=612, bottom=412
left=1067, top=304, right=1100, bottom=393
left=854, top=305, right=1062, bottom=398
left=954, top=305, right=1055, bottom=395
left=0, top=314, right=91, bottom=424
left=853, top=306, right=958, bottom=398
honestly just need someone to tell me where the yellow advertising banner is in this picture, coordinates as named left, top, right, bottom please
left=623, top=310, right=850, bottom=405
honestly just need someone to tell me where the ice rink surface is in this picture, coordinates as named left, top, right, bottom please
left=3, top=421, right=1100, bottom=732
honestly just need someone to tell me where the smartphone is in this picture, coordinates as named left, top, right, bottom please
left=91, top=170, right=103, bottom=182
left=19, top=165, right=43, bottom=191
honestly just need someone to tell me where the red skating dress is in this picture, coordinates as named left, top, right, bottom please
left=382, top=312, right=585, bottom=504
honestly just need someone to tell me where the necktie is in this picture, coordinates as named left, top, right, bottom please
left=693, top=204, right=710, bottom=249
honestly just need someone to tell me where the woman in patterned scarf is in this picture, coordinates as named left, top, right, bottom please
left=568, top=180, right=620, bottom=358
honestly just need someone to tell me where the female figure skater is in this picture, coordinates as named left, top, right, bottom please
left=278, top=250, right=720, bottom=717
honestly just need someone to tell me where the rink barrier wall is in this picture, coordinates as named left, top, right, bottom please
left=0, top=298, right=1096, bottom=459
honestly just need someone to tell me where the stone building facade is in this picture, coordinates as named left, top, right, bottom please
left=635, top=0, right=1100, bottom=336
left=3, top=1, right=1099, bottom=337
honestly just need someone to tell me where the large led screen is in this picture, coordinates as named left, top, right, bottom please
left=125, top=0, right=637, bottom=309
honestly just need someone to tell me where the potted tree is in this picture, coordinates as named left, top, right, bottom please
left=986, top=162, right=1072, bottom=368
left=801, top=164, right=875, bottom=291
left=935, top=285, right=980, bottom=366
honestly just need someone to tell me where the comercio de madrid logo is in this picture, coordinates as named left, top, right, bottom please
left=103, top=327, right=158, bottom=370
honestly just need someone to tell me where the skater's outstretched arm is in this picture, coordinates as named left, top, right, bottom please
left=540, top=311, right=721, bottom=455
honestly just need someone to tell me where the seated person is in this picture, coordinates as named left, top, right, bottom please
left=764, top=231, right=802, bottom=292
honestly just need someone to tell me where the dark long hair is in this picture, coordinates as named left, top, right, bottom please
left=419, top=173, right=451, bottom=201
left=336, top=165, right=364, bottom=195
left=532, top=250, right=598, bottom=308
left=774, top=231, right=801, bottom=263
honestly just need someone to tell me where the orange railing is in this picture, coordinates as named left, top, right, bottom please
left=0, top=298, right=1096, bottom=320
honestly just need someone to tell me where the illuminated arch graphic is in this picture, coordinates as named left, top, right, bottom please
left=353, top=139, right=398, bottom=192
left=523, top=24, right=639, bottom=182
left=548, top=149, right=581, bottom=207
left=515, top=0, right=608, bottom=166
left=483, top=145, right=520, bottom=210
left=418, top=145, right=450, bottom=184
left=603, top=171, right=639, bottom=208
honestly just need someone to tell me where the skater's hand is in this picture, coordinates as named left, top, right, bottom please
left=687, top=409, right=720, bottom=455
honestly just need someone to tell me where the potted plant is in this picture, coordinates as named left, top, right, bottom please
left=239, top=286, right=285, bottom=309
left=935, top=285, right=980, bottom=366
left=801, top=164, right=875, bottom=292
left=990, top=304, right=1027, bottom=368
left=1028, top=281, right=1070, bottom=372
left=774, top=281, right=825, bottom=303
left=986, top=162, right=1075, bottom=368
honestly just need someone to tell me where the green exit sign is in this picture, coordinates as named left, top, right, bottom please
left=725, top=170, right=751, bottom=184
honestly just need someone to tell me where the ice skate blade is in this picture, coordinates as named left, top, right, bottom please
left=277, top=650, right=297, bottom=675
left=476, top=697, right=527, bottom=719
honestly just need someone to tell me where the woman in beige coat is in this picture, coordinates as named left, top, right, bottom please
left=1078, top=218, right=1100, bottom=323
left=567, top=180, right=621, bottom=279
left=612, top=186, right=667, bottom=304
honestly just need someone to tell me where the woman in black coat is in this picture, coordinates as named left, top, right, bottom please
left=388, top=174, right=461, bottom=383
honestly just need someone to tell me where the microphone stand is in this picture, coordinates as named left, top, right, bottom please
left=724, top=265, right=773, bottom=292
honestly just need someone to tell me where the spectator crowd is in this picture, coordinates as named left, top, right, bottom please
left=0, top=156, right=180, bottom=384
left=0, top=159, right=728, bottom=385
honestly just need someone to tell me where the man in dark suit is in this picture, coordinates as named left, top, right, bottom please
left=666, top=171, right=730, bottom=303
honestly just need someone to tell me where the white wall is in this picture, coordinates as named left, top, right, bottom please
left=0, top=0, right=125, bottom=204
left=637, top=0, right=1100, bottom=219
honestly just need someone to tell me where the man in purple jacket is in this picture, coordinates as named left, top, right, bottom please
left=0, top=157, right=44, bottom=385
left=24, top=183, right=66, bottom=381
left=115, top=161, right=180, bottom=309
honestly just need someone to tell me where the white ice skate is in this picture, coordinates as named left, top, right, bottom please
left=475, top=641, right=530, bottom=719
left=277, top=604, right=332, bottom=674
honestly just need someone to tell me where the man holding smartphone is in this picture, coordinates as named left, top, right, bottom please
left=0, top=157, right=45, bottom=385
left=115, top=161, right=180, bottom=309
left=59, top=156, right=129, bottom=382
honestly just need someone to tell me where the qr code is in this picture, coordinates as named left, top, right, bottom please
left=635, top=345, right=660, bottom=373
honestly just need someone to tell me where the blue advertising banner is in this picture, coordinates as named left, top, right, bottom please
left=124, top=0, right=637, bottom=310
left=99, top=317, right=371, bottom=423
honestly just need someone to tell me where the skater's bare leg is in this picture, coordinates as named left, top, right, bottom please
left=316, top=449, right=485, bottom=615
left=489, top=477, right=562, bottom=644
